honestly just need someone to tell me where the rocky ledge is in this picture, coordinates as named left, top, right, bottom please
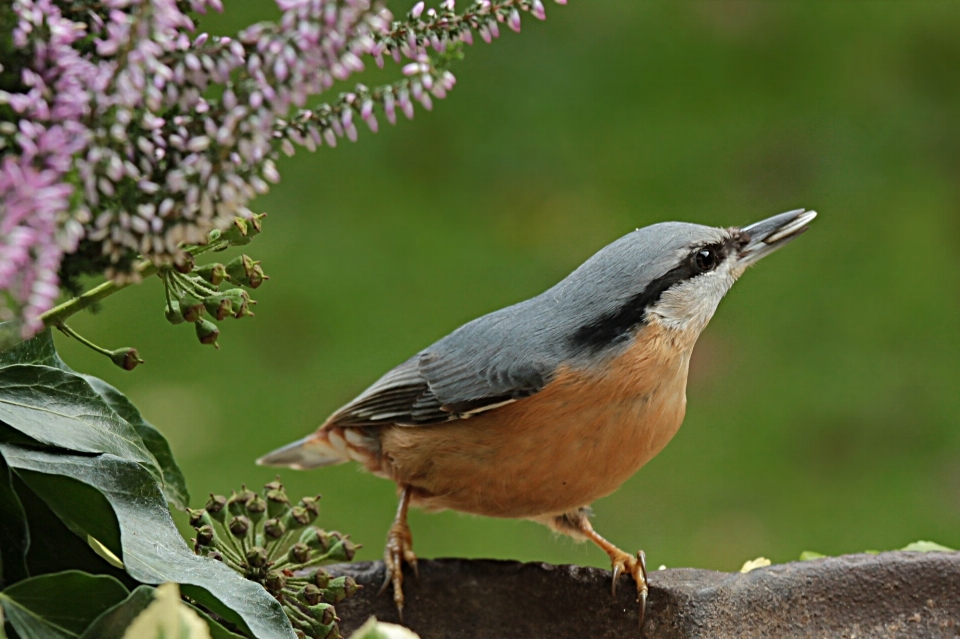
left=329, top=551, right=960, bottom=638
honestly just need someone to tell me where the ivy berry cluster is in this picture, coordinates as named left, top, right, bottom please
left=188, top=478, right=361, bottom=639
left=161, top=214, right=268, bottom=349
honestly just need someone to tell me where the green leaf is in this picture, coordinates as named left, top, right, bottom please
left=79, top=586, right=155, bottom=639
left=901, top=540, right=955, bottom=552
left=11, top=475, right=131, bottom=583
left=0, top=571, right=128, bottom=638
left=0, top=330, right=64, bottom=370
left=0, top=452, right=29, bottom=587
left=0, top=445, right=294, bottom=639
left=14, top=471, right=123, bottom=567
left=798, top=550, right=827, bottom=561
left=0, top=331, right=188, bottom=509
left=81, top=376, right=189, bottom=510
left=188, top=604, right=249, bottom=639
left=0, top=365, right=159, bottom=476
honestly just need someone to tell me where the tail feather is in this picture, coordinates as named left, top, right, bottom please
left=256, top=433, right=346, bottom=470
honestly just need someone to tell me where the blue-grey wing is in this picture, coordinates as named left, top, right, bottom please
left=327, top=308, right=557, bottom=428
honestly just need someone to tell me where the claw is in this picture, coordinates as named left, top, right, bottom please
left=639, top=588, right=647, bottom=629
left=611, top=562, right=622, bottom=595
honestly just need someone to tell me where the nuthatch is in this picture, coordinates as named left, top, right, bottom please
left=259, top=209, right=817, bottom=625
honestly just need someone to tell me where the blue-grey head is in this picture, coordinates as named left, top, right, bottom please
left=514, top=209, right=818, bottom=361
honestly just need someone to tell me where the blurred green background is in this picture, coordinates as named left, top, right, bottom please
left=58, top=1, right=960, bottom=572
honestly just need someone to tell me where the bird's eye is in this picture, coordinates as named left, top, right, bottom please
left=694, top=248, right=718, bottom=272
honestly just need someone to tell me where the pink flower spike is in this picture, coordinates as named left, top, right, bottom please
left=508, top=9, right=521, bottom=32
left=441, top=0, right=455, bottom=9
left=384, top=91, right=397, bottom=124
left=488, top=19, right=500, bottom=38
left=554, top=0, right=566, bottom=4
left=532, top=0, right=546, bottom=20
left=402, top=62, right=420, bottom=76
left=460, top=28, right=474, bottom=45
left=479, top=25, right=492, bottom=43
left=365, top=113, right=379, bottom=133
left=411, top=1, right=425, bottom=19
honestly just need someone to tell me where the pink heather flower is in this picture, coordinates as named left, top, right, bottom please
left=531, top=0, right=547, bottom=20
left=508, top=9, right=522, bottom=33
left=1, top=0, right=569, bottom=335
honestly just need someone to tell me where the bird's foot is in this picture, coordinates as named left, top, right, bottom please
left=609, top=548, right=648, bottom=627
left=379, top=519, right=418, bottom=619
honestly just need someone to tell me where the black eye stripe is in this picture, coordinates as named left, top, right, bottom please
left=568, top=232, right=745, bottom=353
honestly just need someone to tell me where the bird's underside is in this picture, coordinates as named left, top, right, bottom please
left=280, top=319, right=696, bottom=622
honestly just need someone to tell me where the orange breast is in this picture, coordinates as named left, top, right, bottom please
left=377, top=321, right=695, bottom=519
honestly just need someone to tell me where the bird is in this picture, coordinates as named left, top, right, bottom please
left=258, top=208, right=817, bottom=625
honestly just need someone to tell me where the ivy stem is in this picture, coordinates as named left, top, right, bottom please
left=39, top=260, right=159, bottom=329
left=55, top=323, right=114, bottom=358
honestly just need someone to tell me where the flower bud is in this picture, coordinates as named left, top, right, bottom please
left=264, top=517, right=286, bottom=539
left=165, top=300, right=185, bottom=324
left=109, top=347, right=143, bottom=371
left=206, top=494, right=227, bottom=523
left=207, top=549, right=223, bottom=562
left=237, top=485, right=257, bottom=504
left=311, top=568, right=331, bottom=588
left=284, top=505, right=313, bottom=529
left=226, top=255, right=267, bottom=288
left=187, top=508, right=212, bottom=529
left=195, top=317, right=219, bottom=346
left=196, top=524, right=215, bottom=547
left=220, top=217, right=249, bottom=244
left=178, top=292, right=204, bottom=322
left=225, top=288, right=254, bottom=318
left=264, top=477, right=283, bottom=493
left=196, top=262, right=227, bottom=285
left=245, top=546, right=268, bottom=567
left=320, top=576, right=358, bottom=603
left=203, top=294, right=234, bottom=320
left=228, top=515, right=251, bottom=538
left=307, top=602, right=336, bottom=626
left=301, top=584, right=322, bottom=606
left=300, top=527, right=334, bottom=552
left=227, top=490, right=251, bottom=516
left=288, top=542, right=311, bottom=564
left=264, top=570, right=287, bottom=594
left=299, top=495, right=321, bottom=518
left=245, top=494, right=267, bottom=523
left=266, top=488, right=290, bottom=518
left=248, top=212, right=266, bottom=237
left=324, top=536, right=358, bottom=562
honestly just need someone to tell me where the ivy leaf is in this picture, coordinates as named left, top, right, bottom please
left=82, top=376, right=189, bottom=510
left=0, top=365, right=160, bottom=478
left=15, top=470, right=124, bottom=569
left=0, top=452, right=29, bottom=587
left=79, top=586, right=155, bottom=639
left=0, top=330, right=65, bottom=370
left=0, top=570, right=128, bottom=638
left=0, top=445, right=295, bottom=639
left=0, top=330, right=188, bottom=509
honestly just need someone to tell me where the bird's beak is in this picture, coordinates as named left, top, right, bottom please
left=737, top=209, right=817, bottom=267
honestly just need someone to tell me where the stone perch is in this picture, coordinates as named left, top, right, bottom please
left=329, top=551, right=960, bottom=638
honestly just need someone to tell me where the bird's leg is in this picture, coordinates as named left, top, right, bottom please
left=561, top=510, right=648, bottom=627
left=379, top=485, right=418, bottom=619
